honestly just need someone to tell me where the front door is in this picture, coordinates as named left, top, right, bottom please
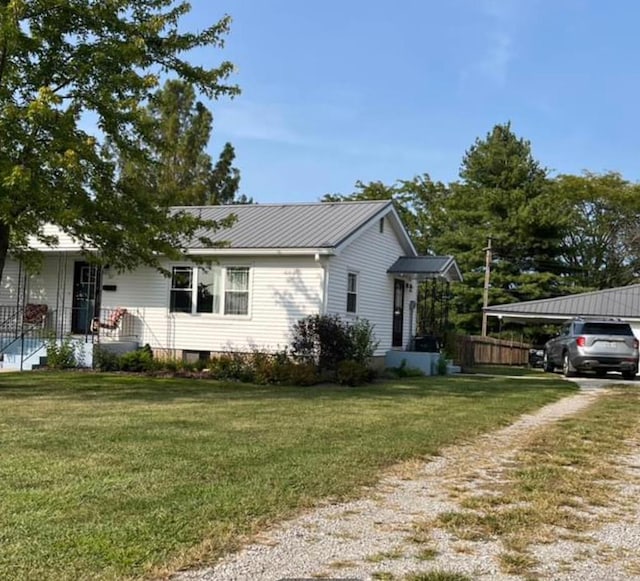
left=71, top=262, right=101, bottom=334
left=392, top=279, right=405, bottom=347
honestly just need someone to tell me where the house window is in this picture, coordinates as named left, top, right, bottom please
left=170, top=267, right=193, bottom=313
left=379, top=217, right=384, bottom=233
left=196, top=267, right=221, bottom=313
left=170, top=266, right=248, bottom=315
left=224, top=267, right=250, bottom=315
left=346, top=272, right=358, bottom=313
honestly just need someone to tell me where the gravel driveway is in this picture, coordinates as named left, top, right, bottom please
left=175, top=379, right=640, bottom=581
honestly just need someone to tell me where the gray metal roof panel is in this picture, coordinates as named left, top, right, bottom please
left=387, top=256, right=463, bottom=282
left=485, top=284, right=640, bottom=318
left=388, top=256, right=452, bottom=273
left=174, top=201, right=392, bottom=249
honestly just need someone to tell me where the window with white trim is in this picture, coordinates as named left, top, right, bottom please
left=196, top=267, right=221, bottom=313
left=224, top=267, right=250, bottom=315
left=170, top=266, right=248, bottom=315
left=170, top=267, right=193, bottom=313
left=346, top=272, right=358, bottom=313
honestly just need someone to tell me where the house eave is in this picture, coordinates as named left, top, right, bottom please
left=184, top=247, right=336, bottom=257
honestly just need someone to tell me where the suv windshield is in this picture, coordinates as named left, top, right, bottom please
left=579, top=322, right=633, bottom=336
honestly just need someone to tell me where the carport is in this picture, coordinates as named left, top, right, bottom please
left=484, top=283, right=640, bottom=338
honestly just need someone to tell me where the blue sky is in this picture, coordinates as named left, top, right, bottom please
left=181, top=1, right=640, bottom=203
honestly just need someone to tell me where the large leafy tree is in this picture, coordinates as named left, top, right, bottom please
left=119, top=79, right=244, bottom=206
left=323, top=175, right=449, bottom=254
left=433, top=123, right=568, bottom=332
left=0, top=0, right=240, bottom=279
left=553, top=172, right=640, bottom=290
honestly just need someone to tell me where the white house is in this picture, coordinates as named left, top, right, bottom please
left=0, top=201, right=462, bottom=369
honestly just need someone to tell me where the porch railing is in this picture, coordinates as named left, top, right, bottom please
left=0, top=305, right=137, bottom=349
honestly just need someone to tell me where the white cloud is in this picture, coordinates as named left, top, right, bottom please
left=460, top=0, right=520, bottom=88
left=478, top=31, right=513, bottom=86
left=213, top=101, right=304, bottom=145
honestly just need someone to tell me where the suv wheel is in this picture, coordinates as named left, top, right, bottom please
left=542, top=351, right=553, bottom=372
left=562, top=352, right=577, bottom=378
left=622, top=369, right=636, bottom=381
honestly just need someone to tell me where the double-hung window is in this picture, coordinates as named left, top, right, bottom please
left=224, top=267, right=250, bottom=315
left=346, top=272, right=358, bottom=314
left=170, top=267, right=193, bottom=313
left=170, top=266, right=249, bottom=316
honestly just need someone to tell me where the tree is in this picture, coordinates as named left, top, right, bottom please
left=323, top=175, right=449, bottom=255
left=552, top=172, right=640, bottom=290
left=0, top=1, right=240, bottom=280
left=432, top=123, right=568, bottom=332
left=118, top=79, right=245, bottom=206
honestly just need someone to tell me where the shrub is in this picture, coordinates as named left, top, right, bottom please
left=436, top=355, right=448, bottom=376
left=45, top=335, right=79, bottom=369
left=337, top=360, right=371, bottom=386
left=247, top=350, right=292, bottom=385
left=349, top=318, right=379, bottom=364
left=286, top=362, right=320, bottom=386
left=290, top=314, right=378, bottom=377
left=119, top=349, right=154, bottom=373
left=93, top=347, right=120, bottom=371
left=210, top=352, right=254, bottom=382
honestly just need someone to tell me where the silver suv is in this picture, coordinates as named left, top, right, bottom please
left=543, top=318, right=638, bottom=379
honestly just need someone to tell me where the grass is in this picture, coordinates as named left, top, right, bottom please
left=467, top=365, right=545, bottom=377
left=0, top=371, right=574, bottom=580
left=437, top=388, right=640, bottom=575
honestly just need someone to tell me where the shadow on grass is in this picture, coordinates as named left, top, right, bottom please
left=0, top=371, right=576, bottom=404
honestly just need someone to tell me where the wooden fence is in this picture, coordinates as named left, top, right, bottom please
left=451, top=335, right=531, bottom=368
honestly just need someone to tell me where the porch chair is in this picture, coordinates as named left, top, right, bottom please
left=91, top=307, right=128, bottom=333
left=23, top=304, right=48, bottom=327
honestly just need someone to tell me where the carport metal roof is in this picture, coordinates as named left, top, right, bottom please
left=484, top=283, right=640, bottom=324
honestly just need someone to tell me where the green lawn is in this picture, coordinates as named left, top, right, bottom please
left=0, top=372, right=575, bottom=580
left=466, top=365, right=547, bottom=377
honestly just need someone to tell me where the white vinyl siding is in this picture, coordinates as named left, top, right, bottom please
left=326, top=215, right=416, bottom=354
left=94, top=256, right=323, bottom=353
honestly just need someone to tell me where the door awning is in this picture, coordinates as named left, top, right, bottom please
left=387, top=256, right=463, bottom=283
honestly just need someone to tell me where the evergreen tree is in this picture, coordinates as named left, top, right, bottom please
left=209, top=142, right=244, bottom=204
left=119, top=80, right=245, bottom=206
left=433, top=123, right=567, bottom=332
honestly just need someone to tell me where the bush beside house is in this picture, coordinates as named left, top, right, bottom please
left=92, top=314, right=379, bottom=386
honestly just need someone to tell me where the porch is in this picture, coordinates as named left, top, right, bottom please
left=385, top=255, right=463, bottom=375
left=0, top=304, right=138, bottom=371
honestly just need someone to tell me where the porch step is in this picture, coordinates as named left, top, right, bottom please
left=31, top=356, right=48, bottom=370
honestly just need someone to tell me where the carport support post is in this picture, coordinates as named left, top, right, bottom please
left=481, top=237, right=492, bottom=337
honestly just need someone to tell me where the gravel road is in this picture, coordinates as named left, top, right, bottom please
left=174, top=382, right=640, bottom=581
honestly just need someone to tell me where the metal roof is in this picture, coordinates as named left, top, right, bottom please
left=175, top=201, right=394, bottom=249
left=387, top=256, right=463, bottom=282
left=485, top=284, right=640, bottom=322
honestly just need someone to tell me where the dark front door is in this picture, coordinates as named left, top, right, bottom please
left=71, top=262, right=101, bottom=334
left=392, top=279, right=405, bottom=347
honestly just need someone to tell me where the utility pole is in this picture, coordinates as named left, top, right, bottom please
left=481, top=237, right=492, bottom=337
